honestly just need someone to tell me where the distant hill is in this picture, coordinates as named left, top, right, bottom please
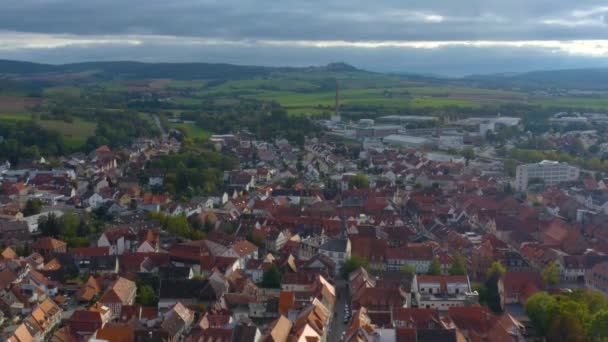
left=2, top=59, right=608, bottom=91
left=464, top=68, right=608, bottom=91
left=0, top=59, right=363, bottom=81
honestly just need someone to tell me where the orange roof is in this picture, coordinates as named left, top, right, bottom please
left=95, top=325, right=135, bottom=342
left=33, top=236, right=67, bottom=251
left=266, top=315, right=292, bottom=342
left=1, top=247, right=17, bottom=260
left=100, top=277, right=136, bottom=305
left=43, top=258, right=62, bottom=271
left=96, top=145, right=111, bottom=153
left=278, top=291, right=295, bottom=315
left=231, top=240, right=258, bottom=257
left=76, top=276, right=102, bottom=302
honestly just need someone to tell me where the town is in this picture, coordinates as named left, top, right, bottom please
left=0, top=106, right=607, bottom=342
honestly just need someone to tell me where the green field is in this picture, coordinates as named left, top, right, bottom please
left=534, top=97, right=608, bottom=110
left=43, top=86, right=81, bottom=97
left=170, top=122, right=211, bottom=140
left=0, top=113, right=96, bottom=146
left=0, top=113, right=34, bottom=121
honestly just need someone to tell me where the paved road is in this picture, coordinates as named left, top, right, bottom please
left=152, top=113, right=168, bottom=137
left=328, top=279, right=349, bottom=342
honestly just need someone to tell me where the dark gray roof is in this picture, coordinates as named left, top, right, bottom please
left=319, top=237, right=348, bottom=253
left=232, top=324, right=259, bottom=342
left=417, top=329, right=457, bottom=342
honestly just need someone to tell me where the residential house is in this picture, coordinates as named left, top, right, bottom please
left=76, top=276, right=102, bottom=303
left=32, top=237, right=67, bottom=259
left=386, top=244, right=434, bottom=273
left=586, top=261, right=608, bottom=296
left=262, top=315, right=292, bottom=342
left=0, top=220, right=29, bottom=242
left=8, top=299, right=62, bottom=342
left=97, top=227, right=136, bottom=255
left=67, top=309, right=104, bottom=338
left=98, top=277, right=137, bottom=319
left=447, top=306, right=525, bottom=341
left=414, top=275, right=478, bottom=311
left=501, top=271, right=545, bottom=305
left=223, top=240, right=259, bottom=268
left=161, top=302, right=195, bottom=342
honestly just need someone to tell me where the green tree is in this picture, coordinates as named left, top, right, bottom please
left=589, top=310, right=608, bottom=341
left=589, top=144, right=600, bottom=154
left=480, top=261, right=507, bottom=313
left=547, top=313, right=586, bottom=342
left=341, top=254, right=369, bottom=279
left=449, top=253, right=467, bottom=276
left=262, top=264, right=282, bottom=288
left=349, top=173, right=369, bottom=189
left=58, top=211, right=81, bottom=237
left=486, top=261, right=506, bottom=280
left=400, top=264, right=416, bottom=277
left=542, top=262, right=560, bottom=286
left=427, top=257, right=442, bottom=276
left=525, top=292, right=558, bottom=336
left=137, top=285, right=158, bottom=306
left=462, top=147, right=475, bottom=166
left=503, top=159, right=518, bottom=177
left=38, top=213, right=60, bottom=237
left=23, top=198, right=43, bottom=217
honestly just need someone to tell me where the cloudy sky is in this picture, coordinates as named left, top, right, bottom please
left=2, top=0, right=608, bottom=76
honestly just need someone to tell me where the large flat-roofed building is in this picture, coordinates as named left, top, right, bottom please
left=376, top=115, right=438, bottom=125
left=356, top=125, right=401, bottom=138
left=383, top=134, right=432, bottom=149
left=515, top=160, right=580, bottom=191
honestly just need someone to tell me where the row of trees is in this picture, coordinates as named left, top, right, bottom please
left=84, top=110, right=161, bottom=151
left=38, top=211, right=100, bottom=247
left=147, top=212, right=204, bottom=240
left=341, top=252, right=468, bottom=279
left=0, top=120, right=68, bottom=164
left=179, top=100, right=320, bottom=146
left=526, top=289, right=608, bottom=341
left=506, top=147, right=608, bottom=173
left=147, top=143, right=239, bottom=198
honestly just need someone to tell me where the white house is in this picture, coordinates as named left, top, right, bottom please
left=97, top=228, right=135, bottom=255
left=413, top=275, right=478, bottom=311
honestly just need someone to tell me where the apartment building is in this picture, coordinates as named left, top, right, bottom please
left=515, top=160, right=579, bottom=191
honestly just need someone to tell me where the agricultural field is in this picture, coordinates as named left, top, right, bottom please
left=0, top=96, right=42, bottom=113
left=170, top=122, right=211, bottom=140
left=0, top=112, right=96, bottom=147
left=533, top=97, right=608, bottom=111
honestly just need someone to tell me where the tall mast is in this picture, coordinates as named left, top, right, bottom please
left=335, top=79, right=340, bottom=118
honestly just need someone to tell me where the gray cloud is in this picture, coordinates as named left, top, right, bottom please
left=2, top=0, right=608, bottom=41
left=1, top=0, right=608, bottom=74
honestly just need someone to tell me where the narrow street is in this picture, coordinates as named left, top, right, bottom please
left=328, top=279, right=349, bottom=342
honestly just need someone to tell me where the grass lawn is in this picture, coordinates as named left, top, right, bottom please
left=0, top=114, right=96, bottom=147
left=37, top=118, right=97, bottom=140
left=170, top=122, right=211, bottom=140
left=173, top=97, right=204, bottom=106
left=167, top=80, right=206, bottom=89
left=43, top=86, right=81, bottom=97
left=0, top=113, right=34, bottom=121
left=533, top=97, right=608, bottom=110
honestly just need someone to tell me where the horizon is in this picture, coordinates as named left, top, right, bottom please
left=2, top=57, right=607, bottom=79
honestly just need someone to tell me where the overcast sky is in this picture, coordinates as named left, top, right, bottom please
left=2, top=0, right=608, bottom=76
